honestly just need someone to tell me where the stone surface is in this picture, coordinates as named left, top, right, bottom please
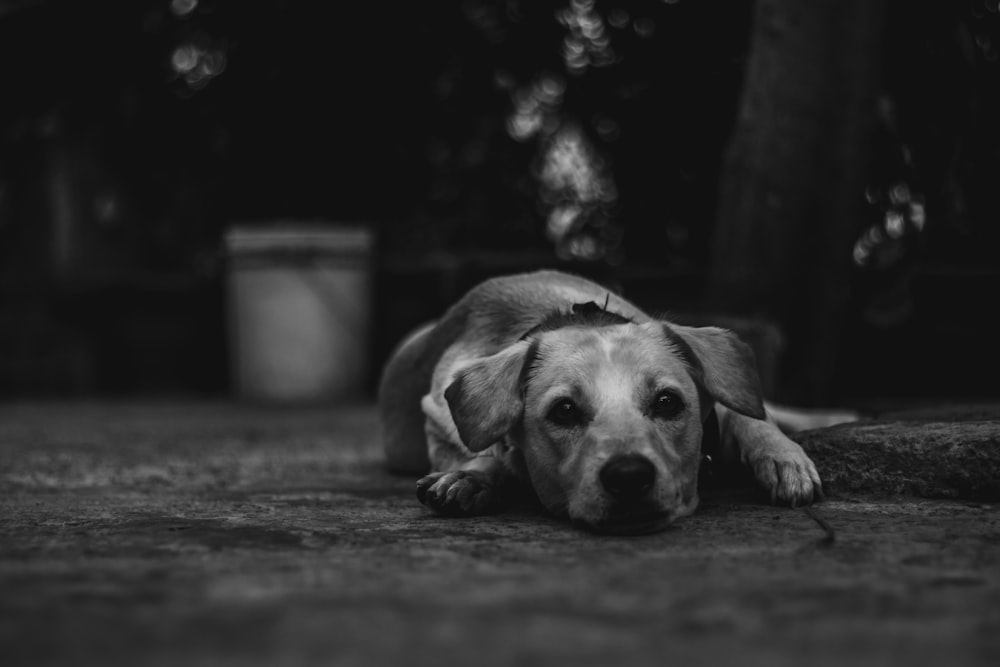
left=798, top=403, right=1000, bottom=500
left=1, top=402, right=999, bottom=667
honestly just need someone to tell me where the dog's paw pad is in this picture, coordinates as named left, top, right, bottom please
left=416, top=470, right=497, bottom=516
left=749, top=446, right=823, bottom=507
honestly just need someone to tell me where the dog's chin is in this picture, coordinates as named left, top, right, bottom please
left=573, top=509, right=676, bottom=536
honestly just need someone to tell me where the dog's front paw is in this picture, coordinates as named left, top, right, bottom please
left=745, top=440, right=823, bottom=507
left=416, top=470, right=498, bottom=516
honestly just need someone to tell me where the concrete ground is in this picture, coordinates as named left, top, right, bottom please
left=1, top=401, right=998, bottom=667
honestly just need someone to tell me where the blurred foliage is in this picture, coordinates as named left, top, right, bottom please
left=0, top=0, right=998, bottom=277
left=0, top=0, right=753, bottom=273
left=853, top=0, right=1000, bottom=327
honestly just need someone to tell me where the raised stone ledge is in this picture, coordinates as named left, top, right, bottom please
left=798, top=405, right=1000, bottom=501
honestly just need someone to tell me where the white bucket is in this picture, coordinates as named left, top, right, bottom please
left=225, top=223, right=374, bottom=402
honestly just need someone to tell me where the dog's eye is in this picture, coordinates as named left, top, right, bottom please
left=547, top=399, right=582, bottom=427
left=652, top=391, right=684, bottom=419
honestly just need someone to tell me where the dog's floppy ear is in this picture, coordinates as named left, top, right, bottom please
left=444, top=340, right=536, bottom=452
left=662, top=323, right=766, bottom=420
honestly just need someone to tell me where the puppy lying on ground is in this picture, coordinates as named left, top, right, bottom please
left=379, top=270, right=841, bottom=535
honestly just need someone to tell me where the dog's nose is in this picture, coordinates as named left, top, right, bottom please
left=599, top=455, right=656, bottom=500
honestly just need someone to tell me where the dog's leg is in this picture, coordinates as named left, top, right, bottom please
left=716, top=406, right=823, bottom=505
left=415, top=454, right=510, bottom=516
left=414, top=395, right=515, bottom=516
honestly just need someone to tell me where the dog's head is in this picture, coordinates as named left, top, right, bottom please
left=444, top=309, right=764, bottom=534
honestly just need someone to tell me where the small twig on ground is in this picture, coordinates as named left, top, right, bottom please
left=803, top=505, right=836, bottom=545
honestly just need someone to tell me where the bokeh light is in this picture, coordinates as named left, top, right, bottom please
left=853, top=179, right=926, bottom=268
left=170, top=0, right=198, bottom=18
left=507, top=75, right=566, bottom=142
left=539, top=123, right=614, bottom=204
left=558, top=0, right=617, bottom=75
left=538, top=123, right=619, bottom=262
left=170, top=41, right=227, bottom=91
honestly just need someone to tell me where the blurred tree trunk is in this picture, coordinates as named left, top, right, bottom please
left=708, top=0, right=887, bottom=404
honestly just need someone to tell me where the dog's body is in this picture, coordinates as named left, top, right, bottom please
left=379, top=270, right=830, bottom=534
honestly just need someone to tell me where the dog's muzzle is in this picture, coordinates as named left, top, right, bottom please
left=575, top=454, right=674, bottom=535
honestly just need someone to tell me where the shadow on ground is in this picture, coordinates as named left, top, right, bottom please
left=0, top=402, right=998, bottom=667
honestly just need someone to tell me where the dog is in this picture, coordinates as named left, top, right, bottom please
left=378, top=270, right=843, bottom=535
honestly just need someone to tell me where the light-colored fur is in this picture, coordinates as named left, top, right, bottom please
left=379, top=270, right=838, bottom=534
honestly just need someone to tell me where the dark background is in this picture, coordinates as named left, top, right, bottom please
left=0, top=0, right=997, bottom=404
